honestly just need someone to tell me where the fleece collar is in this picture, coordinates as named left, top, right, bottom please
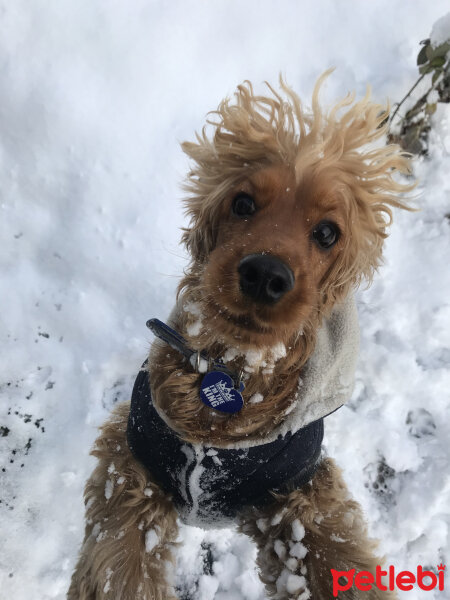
left=263, top=294, right=360, bottom=445
left=158, top=294, right=359, bottom=450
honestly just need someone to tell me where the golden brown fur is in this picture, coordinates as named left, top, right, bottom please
left=240, top=458, right=397, bottom=599
left=67, top=403, right=179, bottom=600
left=69, top=74, right=413, bottom=599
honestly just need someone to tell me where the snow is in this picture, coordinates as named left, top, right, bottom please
left=104, top=479, right=114, bottom=500
left=186, top=445, right=206, bottom=524
left=256, top=518, right=269, bottom=533
left=430, top=11, right=450, bottom=47
left=271, top=508, right=288, bottom=526
left=222, top=342, right=287, bottom=376
left=274, top=540, right=287, bottom=560
left=103, top=568, right=113, bottom=594
left=330, top=534, right=348, bottom=543
left=1, top=2, right=450, bottom=600
left=289, top=543, right=308, bottom=560
left=188, top=320, right=203, bottom=337
left=243, top=349, right=265, bottom=371
left=276, top=568, right=309, bottom=596
left=270, top=343, right=287, bottom=362
left=286, top=574, right=306, bottom=594
left=145, top=529, right=159, bottom=553
left=427, top=89, right=440, bottom=104
left=185, top=302, right=205, bottom=337
left=285, top=558, right=299, bottom=572
left=291, top=520, right=305, bottom=542
left=249, top=393, right=264, bottom=404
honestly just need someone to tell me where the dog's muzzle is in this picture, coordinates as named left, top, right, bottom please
left=238, top=253, right=294, bottom=305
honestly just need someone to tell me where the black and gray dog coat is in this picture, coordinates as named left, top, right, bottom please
left=127, top=366, right=323, bottom=526
left=127, top=296, right=359, bottom=526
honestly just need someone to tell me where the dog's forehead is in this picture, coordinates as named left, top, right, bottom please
left=247, top=164, right=295, bottom=194
left=245, top=164, right=344, bottom=214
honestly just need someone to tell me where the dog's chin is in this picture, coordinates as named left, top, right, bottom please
left=204, top=301, right=297, bottom=349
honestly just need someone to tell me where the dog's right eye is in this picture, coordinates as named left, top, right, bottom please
left=312, top=221, right=340, bottom=249
left=232, top=193, right=256, bottom=217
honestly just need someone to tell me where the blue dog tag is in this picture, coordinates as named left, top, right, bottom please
left=200, top=371, right=244, bottom=414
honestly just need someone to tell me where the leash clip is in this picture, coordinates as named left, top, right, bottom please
left=146, top=317, right=244, bottom=391
left=194, top=350, right=201, bottom=373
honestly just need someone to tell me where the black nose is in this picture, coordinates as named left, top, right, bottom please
left=238, top=254, right=295, bottom=305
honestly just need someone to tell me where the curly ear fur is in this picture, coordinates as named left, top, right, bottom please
left=180, top=72, right=415, bottom=294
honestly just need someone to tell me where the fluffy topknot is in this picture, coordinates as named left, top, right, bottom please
left=181, top=72, right=415, bottom=295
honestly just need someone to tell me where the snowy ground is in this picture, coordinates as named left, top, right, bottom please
left=1, top=2, right=450, bottom=599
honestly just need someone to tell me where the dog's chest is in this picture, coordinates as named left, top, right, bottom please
left=127, top=367, right=323, bottom=527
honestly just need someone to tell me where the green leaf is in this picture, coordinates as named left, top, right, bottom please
left=428, top=41, right=450, bottom=61
left=430, top=56, right=446, bottom=68
left=425, top=103, right=437, bottom=115
left=425, top=43, right=434, bottom=60
left=432, top=70, right=442, bottom=85
left=419, top=63, right=433, bottom=75
left=417, top=45, right=429, bottom=66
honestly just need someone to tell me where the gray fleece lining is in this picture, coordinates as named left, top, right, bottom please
left=154, top=294, right=359, bottom=450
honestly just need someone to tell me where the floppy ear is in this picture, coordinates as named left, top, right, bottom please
left=346, top=141, right=416, bottom=287
left=180, top=164, right=232, bottom=263
left=318, top=146, right=415, bottom=307
left=179, top=138, right=229, bottom=263
left=290, top=78, right=417, bottom=307
left=180, top=209, right=219, bottom=263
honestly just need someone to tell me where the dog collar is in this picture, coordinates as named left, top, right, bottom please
left=146, top=318, right=245, bottom=413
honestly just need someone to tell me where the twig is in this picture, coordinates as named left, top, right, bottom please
left=389, top=72, right=427, bottom=125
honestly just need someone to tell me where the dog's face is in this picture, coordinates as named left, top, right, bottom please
left=180, top=75, right=413, bottom=350
left=201, top=164, right=348, bottom=346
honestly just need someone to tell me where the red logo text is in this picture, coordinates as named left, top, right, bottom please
left=331, top=564, right=445, bottom=597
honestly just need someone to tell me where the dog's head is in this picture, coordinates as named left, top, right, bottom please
left=180, top=73, right=414, bottom=349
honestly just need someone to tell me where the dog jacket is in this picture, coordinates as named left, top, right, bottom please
left=127, top=295, right=359, bottom=527
left=127, top=367, right=323, bottom=526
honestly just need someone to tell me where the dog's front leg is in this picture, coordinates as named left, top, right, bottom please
left=68, top=403, right=179, bottom=600
left=239, top=457, right=396, bottom=600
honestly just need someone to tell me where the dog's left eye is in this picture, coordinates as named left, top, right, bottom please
left=312, top=221, right=339, bottom=249
left=232, top=193, right=256, bottom=217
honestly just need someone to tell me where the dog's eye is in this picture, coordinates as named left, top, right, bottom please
left=312, top=221, right=339, bottom=249
left=232, top=193, right=256, bottom=217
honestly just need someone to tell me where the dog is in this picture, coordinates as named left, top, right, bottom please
left=68, top=72, right=414, bottom=600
